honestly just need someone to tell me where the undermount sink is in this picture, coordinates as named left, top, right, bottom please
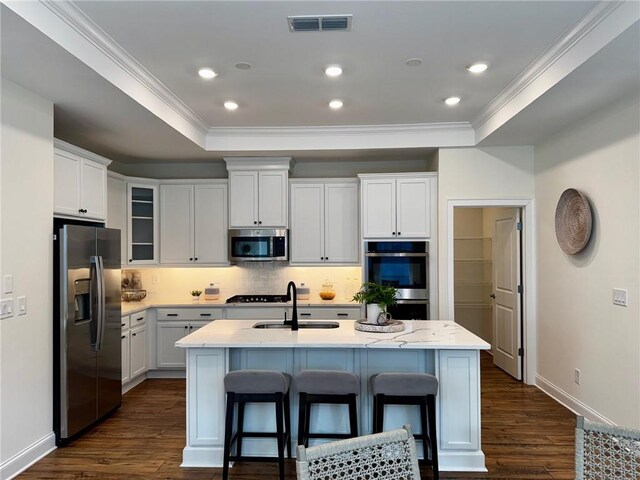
left=253, top=321, right=340, bottom=329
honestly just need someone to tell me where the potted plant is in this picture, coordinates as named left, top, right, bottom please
left=190, top=289, right=203, bottom=302
left=352, top=282, right=399, bottom=324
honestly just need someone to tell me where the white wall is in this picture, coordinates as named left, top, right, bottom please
left=535, top=97, right=640, bottom=428
left=437, top=147, right=535, bottom=318
left=0, top=79, right=55, bottom=477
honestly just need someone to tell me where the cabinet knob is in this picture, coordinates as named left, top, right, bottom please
left=194, top=257, right=198, bottom=261
left=258, top=221, right=262, bottom=225
left=189, top=326, right=194, bottom=330
left=189, top=258, right=193, bottom=261
left=397, top=232, right=401, bottom=236
left=392, top=232, right=396, bottom=236
left=254, top=221, right=258, bottom=225
left=490, top=293, right=496, bottom=299
left=184, top=326, right=188, bottom=329
left=129, top=259, right=133, bottom=262
left=121, top=335, right=126, bottom=339
left=132, top=333, right=137, bottom=337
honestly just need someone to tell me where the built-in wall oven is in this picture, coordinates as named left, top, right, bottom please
left=365, top=241, right=429, bottom=320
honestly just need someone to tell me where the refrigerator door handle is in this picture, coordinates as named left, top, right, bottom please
left=91, top=255, right=106, bottom=351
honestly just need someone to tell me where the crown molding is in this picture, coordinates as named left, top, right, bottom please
left=473, top=1, right=639, bottom=143
left=4, top=0, right=208, bottom=145
left=54, top=138, right=112, bottom=166
left=207, top=122, right=475, bottom=151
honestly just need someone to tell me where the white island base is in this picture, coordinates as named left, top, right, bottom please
left=176, top=320, right=490, bottom=472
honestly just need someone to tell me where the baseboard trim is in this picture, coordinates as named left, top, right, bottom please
left=535, top=374, right=615, bottom=425
left=147, top=369, right=185, bottom=379
left=0, top=432, right=56, bottom=480
left=122, top=374, right=147, bottom=394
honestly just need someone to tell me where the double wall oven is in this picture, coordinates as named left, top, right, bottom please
left=365, top=241, right=429, bottom=320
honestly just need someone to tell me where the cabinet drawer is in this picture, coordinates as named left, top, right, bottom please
left=156, top=307, right=223, bottom=320
left=121, top=315, right=130, bottom=331
left=298, top=307, right=362, bottom=320
left=130, top=310, right=147, bottom=326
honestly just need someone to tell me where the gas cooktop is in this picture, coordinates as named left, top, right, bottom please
left=225, top=294, right=289, bottom=304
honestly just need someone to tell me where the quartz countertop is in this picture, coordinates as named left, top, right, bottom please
left=120, top=298, right=360, bottom=315
left=175, top=319, right=491, bottom=350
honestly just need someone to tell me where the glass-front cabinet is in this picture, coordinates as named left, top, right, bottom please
left=127, top=183, right=158, bottom=264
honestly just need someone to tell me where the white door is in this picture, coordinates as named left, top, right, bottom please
left=121, top=331, right=130, bottom=384
left=324, top=183, right=359, bottom=263
left=229, top=171, right=258, bottom=227
left=258, top=171, right=288, bottom=227
left=492, top=208, right=522, bottom=380
left=362, top=179, right=396, bottom=238
left=194, top=184, right=228, bottom=264
left=290, top=183, right=324, bottom=263
left=156, top=322, right=188, bottom=368
left=130, top=324, right=148, bottom=378
left=107, top=176, right=127, bottom=266
left=80, top=159, right=107, bottom=220
left=396, top=178, right=431, bottom=238
left=53, top=151, right=81, bottom=216
left=160, top=184, right=193, bottom=264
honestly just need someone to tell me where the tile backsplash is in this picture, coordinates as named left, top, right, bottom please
left=132, top=264, right=362, bottom=303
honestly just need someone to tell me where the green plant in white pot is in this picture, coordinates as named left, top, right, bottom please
left=352, top=282, right=399, bottom=325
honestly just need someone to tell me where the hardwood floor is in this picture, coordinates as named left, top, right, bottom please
left=19, top=353, right=576, bottom=479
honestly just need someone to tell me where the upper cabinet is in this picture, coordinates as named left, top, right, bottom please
left=359, top=173, right=436, bottom=239
left=290, top=180, right=359, bottom=264
left=160, top=182, right=228, bottom=265
left=127, top=182, right=159, bottom=265
left=107, top=172, right=128, bottom=266
left=225, top=157, right=292, bottom=228
left=54, top=139, right=109, bottom=221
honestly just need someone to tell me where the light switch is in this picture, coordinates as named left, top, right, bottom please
left=2, top=275, right=12, bottom=294
left=1, top=298, right=13, bottom=319
left=17, top=296, right=27, bottom=316
left=613, top=288, right=628, bottom=307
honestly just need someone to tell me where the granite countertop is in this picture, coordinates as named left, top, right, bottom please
left=175, top=320, right=491, bottom=350
left=120, top=298, right=361, bottom=315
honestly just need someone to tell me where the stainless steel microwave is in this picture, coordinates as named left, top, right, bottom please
left=229, top=229, right=288, bottom=262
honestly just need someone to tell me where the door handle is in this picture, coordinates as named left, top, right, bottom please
left=490, top=293, right=496, bottom=299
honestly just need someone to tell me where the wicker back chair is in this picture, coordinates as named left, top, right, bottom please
left=296, top=425, right=421, bottom=480
left=575, top=416, right=640, bottom=480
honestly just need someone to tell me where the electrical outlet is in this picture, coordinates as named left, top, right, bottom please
left=574, top=368, right=581, bottom=385
left=1, top=298, right=14, bottom=319
left=152, top=274, right=160, bottom=285
left=613, top=288, right=628, bottom=307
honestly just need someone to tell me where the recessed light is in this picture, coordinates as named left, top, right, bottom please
left=405, top=58, right=423, bottom=67
left=444, top=96, right=461, bottom=106
left=466, top=63, right=488, bottom=74
left=235, top=62, right=252, bottom=70
left=198, top=68, right=217, bottom=79
left=329, top=99, right=343, bottom=109
left=224, top=101, right=239, bottom=111
left=325, top=65, right=343, bottom=77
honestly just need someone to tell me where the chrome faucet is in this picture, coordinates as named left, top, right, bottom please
left=285, top=281, right=298, bottom=331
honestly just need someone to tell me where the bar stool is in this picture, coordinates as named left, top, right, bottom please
left=222, top=370, right=292, bottom=480
left=296, top=370, right=359, bottom=447
left=371, top=372, right=439, bottom=480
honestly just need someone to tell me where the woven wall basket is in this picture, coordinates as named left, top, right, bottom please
left=555, top=188, right=593, bottom=255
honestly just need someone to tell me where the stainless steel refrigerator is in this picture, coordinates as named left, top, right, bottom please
left=54, top=222, right=121, bottom=444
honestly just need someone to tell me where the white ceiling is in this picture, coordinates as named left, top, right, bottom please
left=1, top=1, right=638, bottom=164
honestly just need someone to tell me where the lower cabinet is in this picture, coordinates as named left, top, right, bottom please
left=156, top=308, right=222, bottom=369
left=121, top=312, right=148, bottom=385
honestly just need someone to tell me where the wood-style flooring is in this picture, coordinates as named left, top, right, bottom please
left=18, top=353, right=576, bottom=479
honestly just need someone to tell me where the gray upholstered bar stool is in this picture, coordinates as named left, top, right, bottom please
left=222, top=370, right=292, bottom=480
left=296, top=370, right=359, bottom=447
left=371, top=372, right=439, bottom=480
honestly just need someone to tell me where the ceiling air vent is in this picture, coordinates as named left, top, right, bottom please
left=288, top=15, right=352, bottom=32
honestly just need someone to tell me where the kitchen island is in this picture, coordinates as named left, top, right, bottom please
left=175, top=319, right=491, bottom=472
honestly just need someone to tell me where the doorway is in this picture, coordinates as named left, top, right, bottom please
left=452, top=206, right=524, bottom=381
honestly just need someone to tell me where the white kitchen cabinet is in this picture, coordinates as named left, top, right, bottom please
left=121, top=330, right=131, bottom=385
left=160, top=183, right=228, bottom=265
left=290, top=180, right=359, bottom=264
left=121, top=312, right=148, bottom=385
left=107, top=173, right=128, bottom=266
left=360, top=174, right=434, bottom=239
left=127, top=183, right=159, bottom=264
left=297, top=306, right=362, bottom=320
left=54, top=141, right=109, bottom=221
left=229, top=170, right=287, bottom=228
left=225, top=157, right=292, bottom=228
left=130, top=323, right=148, bottom=378
left=156, top=308, right=220, bottom=369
